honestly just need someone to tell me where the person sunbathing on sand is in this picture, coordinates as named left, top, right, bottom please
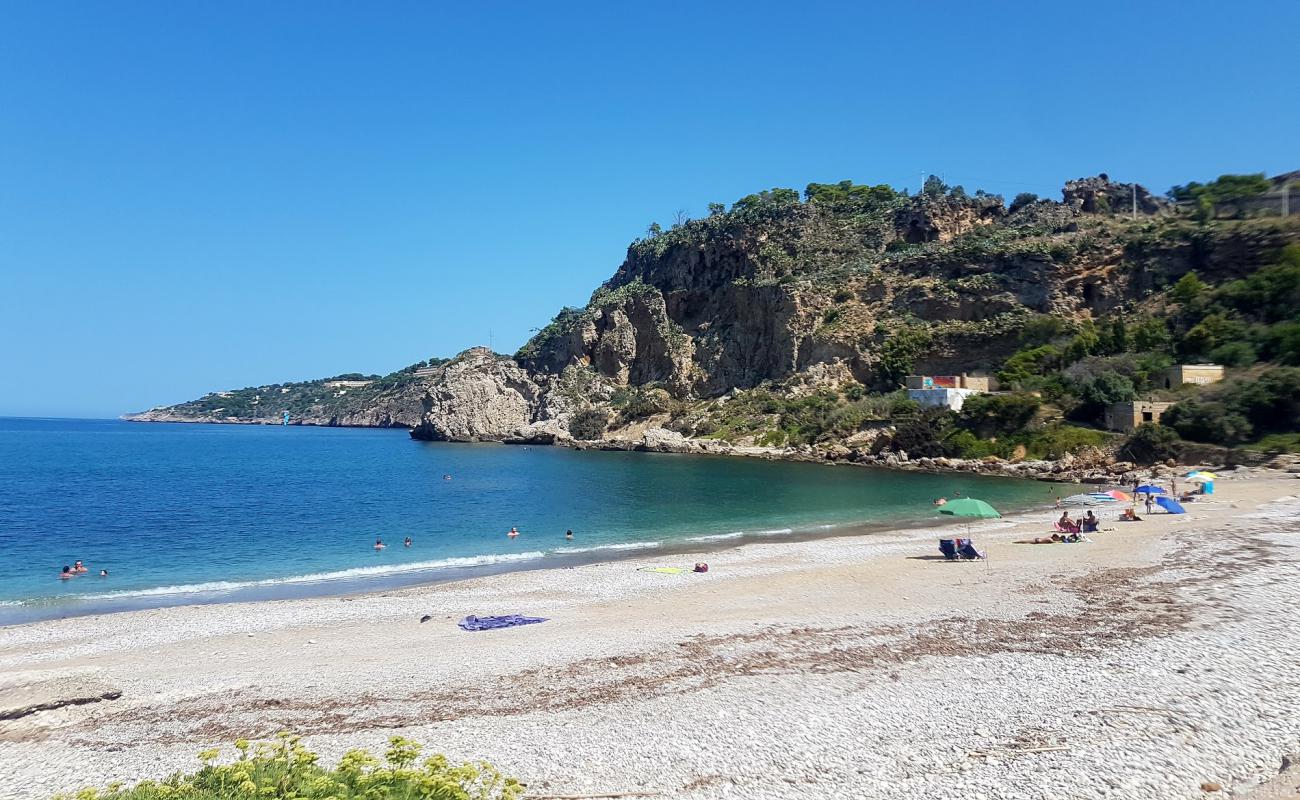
left=1022, top=534, right=1064, bottom=544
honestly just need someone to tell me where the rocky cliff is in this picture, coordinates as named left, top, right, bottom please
left=513, top=174, right=1290, bottom=399
left=406, top=347, right=582, bottom=442
left=133, top=171, right=1300, bottom=475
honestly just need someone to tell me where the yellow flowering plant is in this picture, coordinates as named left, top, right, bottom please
left=54, top=733, right=523, bottom=800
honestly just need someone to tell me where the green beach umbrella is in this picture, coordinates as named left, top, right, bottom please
left=936, top=498, right=1002, bottom=560
left=937, top=498, right=1002, bottom=520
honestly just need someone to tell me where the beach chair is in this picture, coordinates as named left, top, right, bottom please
left=938, top=538, right=959, bottom=561
left=956, top=538, right=984, bottom=560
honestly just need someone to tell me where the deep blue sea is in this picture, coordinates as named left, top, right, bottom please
left=0, top=418, right=1051, bottom=624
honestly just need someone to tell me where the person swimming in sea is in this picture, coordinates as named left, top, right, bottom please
left=73, top=560, right=88, bottom=574
left=99, top=569, right=109, bottom=577
left=508, top=527, right=519, bottom=538
left=443, top=474, right=452, bottom=480
left=404, top=537, right=413, bottom=547
left=374, top=539, right=386, bottom=550
left=565, top=529, right=573, bottom=540
left=59, top=565, right=73, bottom=580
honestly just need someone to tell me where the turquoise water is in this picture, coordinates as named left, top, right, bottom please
left=0, top=418, right=1051, bottom=624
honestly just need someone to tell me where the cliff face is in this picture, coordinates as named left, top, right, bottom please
left=407, top=347, right=581, bottom=442
left=512, top=178, right=1296, bottom=407
left=135, top=172, right=1299, bottom=460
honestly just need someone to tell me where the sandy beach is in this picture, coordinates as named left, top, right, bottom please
left=3, top=471, right=1299, bottom=800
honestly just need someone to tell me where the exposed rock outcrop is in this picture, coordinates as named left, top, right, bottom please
left=1063, top=174, right=1168, bottom=216
left=893, top=193, right=1005, bottom=244
left=408, top=348, right=561, bottom=442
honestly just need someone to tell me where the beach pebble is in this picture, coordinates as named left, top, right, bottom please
left=3, top=491, right=1299, bottom=800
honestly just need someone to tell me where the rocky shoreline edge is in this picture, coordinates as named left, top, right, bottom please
left=553, top=426, right=1300, bottom=486
left=123, top=412, right=1300, bottom=487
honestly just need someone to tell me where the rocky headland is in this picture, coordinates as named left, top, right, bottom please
left=128, top=172, right=1300, bottom=480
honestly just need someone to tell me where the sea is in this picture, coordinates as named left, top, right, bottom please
left=0, top=417, right=1052, bottom=625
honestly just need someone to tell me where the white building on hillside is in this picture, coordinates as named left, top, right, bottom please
left=904, top=374, right=993, bottom=412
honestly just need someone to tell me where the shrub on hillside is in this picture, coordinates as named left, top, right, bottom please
left=1160, top=399, right=1254, bottom=446
left=1017, top=315, right=1073, bottom=346
left=957, top=393, right=1041, bottom=438
left=1207, top=341, right=1258, bottom=368
left=1214, top=244, right=1300, bottom=324
left=611, top=386, right=671, bottom=420
left=569, top=408, right=610, bottom=440
left=889, top=408, right=956, bottom=458
left=56, top=734, right=522, bottom=800
left=1168, top=173, right=1272, bottom=205
left=1008, top=192, right=1039, bottom=214
left=997, top=344, right=1063, bottom=387
left=1118, top=423, right=1182, bottom=464
left=875, top=327, right=933, bottom=387
left=1162, top=367, right=1300, bottom=446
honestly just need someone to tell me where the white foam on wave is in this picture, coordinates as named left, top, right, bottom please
left=15, top=551, right=550, bottom=606
left=686, top=526, right=800, bottom=543
left=553, top=541, right=663, bottom=555
left=688, top=531, right=746, bottom=542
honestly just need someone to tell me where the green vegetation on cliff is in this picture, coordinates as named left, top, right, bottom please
left=529, top=169, right=1300, bottom=463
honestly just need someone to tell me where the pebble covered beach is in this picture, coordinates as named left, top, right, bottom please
left=2, top=471, right=1299, bottom=800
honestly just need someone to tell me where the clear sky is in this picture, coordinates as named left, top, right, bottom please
left=2, top=1, right=1296, bottom=418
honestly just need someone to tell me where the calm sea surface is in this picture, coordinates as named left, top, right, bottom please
left=0, top=418, right=1051, bottom=624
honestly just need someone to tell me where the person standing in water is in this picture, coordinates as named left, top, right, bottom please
left=507, top=527, right=519, bottom=538
left=565, top=529, right=573, bottom=541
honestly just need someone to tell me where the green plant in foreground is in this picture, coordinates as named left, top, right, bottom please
left=56, top=733, right=522, bottom=800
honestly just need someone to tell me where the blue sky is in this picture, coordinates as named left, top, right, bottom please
left=2, top=1, right=1296, bottom=418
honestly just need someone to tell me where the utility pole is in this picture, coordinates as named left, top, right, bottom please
left=1284, top=182, right=1291, bottom=218
left=489, top=328, right=494, bottom=352
left=1132, top=183, right=1138, bottom=220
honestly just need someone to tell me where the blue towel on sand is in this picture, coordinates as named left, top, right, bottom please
left=457, top=614, right=549, bottom=631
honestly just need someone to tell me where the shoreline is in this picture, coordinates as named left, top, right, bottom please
left=0, top=488, right=1048, bottom=628
left=2, top=470, right=1298, bottom=799
left=120, top=415, right=1300, bottom=486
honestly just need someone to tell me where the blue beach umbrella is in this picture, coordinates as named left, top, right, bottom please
left=1154, top=496, right=1186, bottom=514
left=1134, top=485, right=1167, bottom=495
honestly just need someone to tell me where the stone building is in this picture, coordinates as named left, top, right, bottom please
left=1104, top=400, right=1174, bottom=433
left=1161, top=364, right=1225, bottom=389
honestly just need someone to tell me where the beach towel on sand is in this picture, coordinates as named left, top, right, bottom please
left=457, top=614, right=548, bottom=631
left=638, top=566, right=687, bottom=574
